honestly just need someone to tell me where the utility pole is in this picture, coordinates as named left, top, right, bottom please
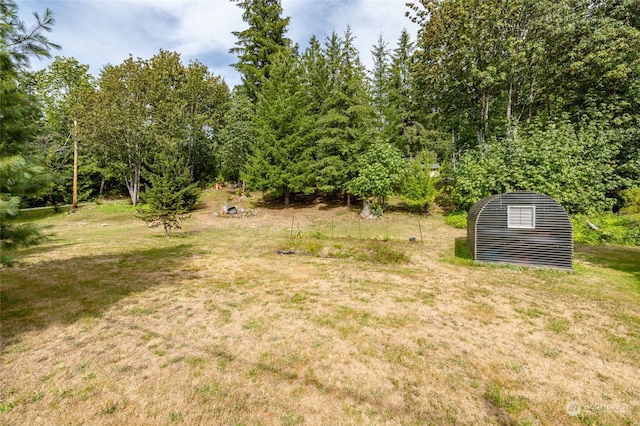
left=72, top=120, right=78, bottom=210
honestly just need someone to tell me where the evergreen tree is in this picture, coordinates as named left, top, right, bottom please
left=218, top=89, right=256, bottom=182
left=230, top=0, right=292, bottom=103
left=400, top=150, right=440, bottom=214
left=314, top=28, right=376, bottom=205
left=369, top=34, right=390, bottom=133
left=1, top=0, right=59, bottom=264
left=136, top=151, right=199, bottom=238
left=0, top=156, right=49, bottom=265
left=244, top=51, right=314, bottom=207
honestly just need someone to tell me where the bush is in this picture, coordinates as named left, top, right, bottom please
left=451, top=121, right=621, bottom=214
left=445, top=211, right=468, bottom=229
left=400, top=150, right=439, bottom=214
left=572, top=213, right=640, bottom=246
left=620, top=187, right=640, bottom=214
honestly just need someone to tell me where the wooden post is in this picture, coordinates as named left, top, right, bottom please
left=72, top=120, right=78, bottom=210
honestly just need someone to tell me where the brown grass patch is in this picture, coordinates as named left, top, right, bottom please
left=1, top=189, right=639, bottom=425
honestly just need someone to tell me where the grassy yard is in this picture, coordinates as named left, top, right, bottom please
left=1, top=190, right=639, bottom=425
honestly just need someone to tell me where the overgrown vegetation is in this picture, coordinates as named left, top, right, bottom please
left=283, top=234, right=410, bottom=264
left=445, top=211, right=468, bottom=229
left=573, top=214, right=640, bottom=246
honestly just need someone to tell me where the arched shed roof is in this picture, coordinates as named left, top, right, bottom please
left=467, top=191, right=573, bottom=270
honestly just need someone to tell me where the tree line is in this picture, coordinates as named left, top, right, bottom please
left=2, top=0, right=639, bottom=256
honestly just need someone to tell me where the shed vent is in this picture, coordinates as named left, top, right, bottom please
left=507, top=205, right=535, bottom=229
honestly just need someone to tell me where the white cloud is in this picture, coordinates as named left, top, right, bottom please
left=17, top=0, right=418, bottom=87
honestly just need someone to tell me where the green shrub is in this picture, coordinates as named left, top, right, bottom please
left=445, top=211, right=468, bottom=229
left=572, top=213, right=640, bottom=246
left=450, top=121, right=620, bottom=213
left=368, top=202, right=383, bottom=218
left=620, top=187, right=640, bottom=214
left=364, top=241, right=410, bottom=264
left=400, top=150, right=440, bottom=214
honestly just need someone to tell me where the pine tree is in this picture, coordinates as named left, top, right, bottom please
left=230, top=0, right=292, bottom=103
left=136, top=152, right=199, bottom=238
left=218, top=89, right=256, bottom=183
left=1, top=0, right=58, bottom=265
left=369, top=33, right=390, bottom=133
left=314, top=28, right=376, bottom=205
left=244, top=51, right=314, bottom=207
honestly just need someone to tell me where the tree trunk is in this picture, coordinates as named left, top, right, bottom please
left=527, top=77, right=535, bottom=124
left=506, top=82, right=513, bottom=123
left=132, top=160, right=141, bottom=206
left=284, top=188, right=290, bottom=208
left=481, top=92, right=490, bottom=142
left=506, top=82, right=516, bottom=139
left=124, top=165, right=140, bottom=206
left=346, top=193, right=351, bottom=208
left=99, top=176, right=106, bottom=197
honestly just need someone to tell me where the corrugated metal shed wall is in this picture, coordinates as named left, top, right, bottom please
left=466, top=195, right=495, bottom=259
left=467, top=191, right=573, bottom=270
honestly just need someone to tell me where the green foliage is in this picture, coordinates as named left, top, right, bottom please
left=572, top=213, right=640, bottom=246
left=445, top=211, right=468, bottom=229
left=136, top=153, right=199, bottom=238
left=80, top=50, right=228, bottom=206
left=454, top=237, right=471, bottom=259
left=1, top=0, right=60, bottom=157
left=620, top=188, right=640, bottom=214
left=451, top=121, right=621, bottom=214
left=362, top=241, right=410, bottom=264
left=230, top=0, right=292, bottom=102
left=400, top=150, right=439, bottom=213
left=0, top=1, right=60, bottom=70
left=367, top=202, right=383, bottom=218
left=348, top=142, right=406, bottom=210
left=0, top=156, right=50, bottom=265
left=312, top=29, right=377, bottom=201
left=244, top=50, right=314, bottom=206
left=218, top=90, right=256, bottom=182
left=0, top=1, right=58, bottom=264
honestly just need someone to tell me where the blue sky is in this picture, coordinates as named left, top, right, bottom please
left=17, top=0, right=419, bottom=88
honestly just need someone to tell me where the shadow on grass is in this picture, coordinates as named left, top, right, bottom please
left=249, top=193, right=362, bottom=212
left=0, top=244, right=193, bottom=349
left=574, top=244, right=640, bottom=282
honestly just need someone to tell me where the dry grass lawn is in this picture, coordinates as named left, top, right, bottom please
left=1, top=189, right=639, bottom=425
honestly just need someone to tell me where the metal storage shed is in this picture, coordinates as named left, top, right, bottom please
left=467, top=191, right=573, bottom=270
